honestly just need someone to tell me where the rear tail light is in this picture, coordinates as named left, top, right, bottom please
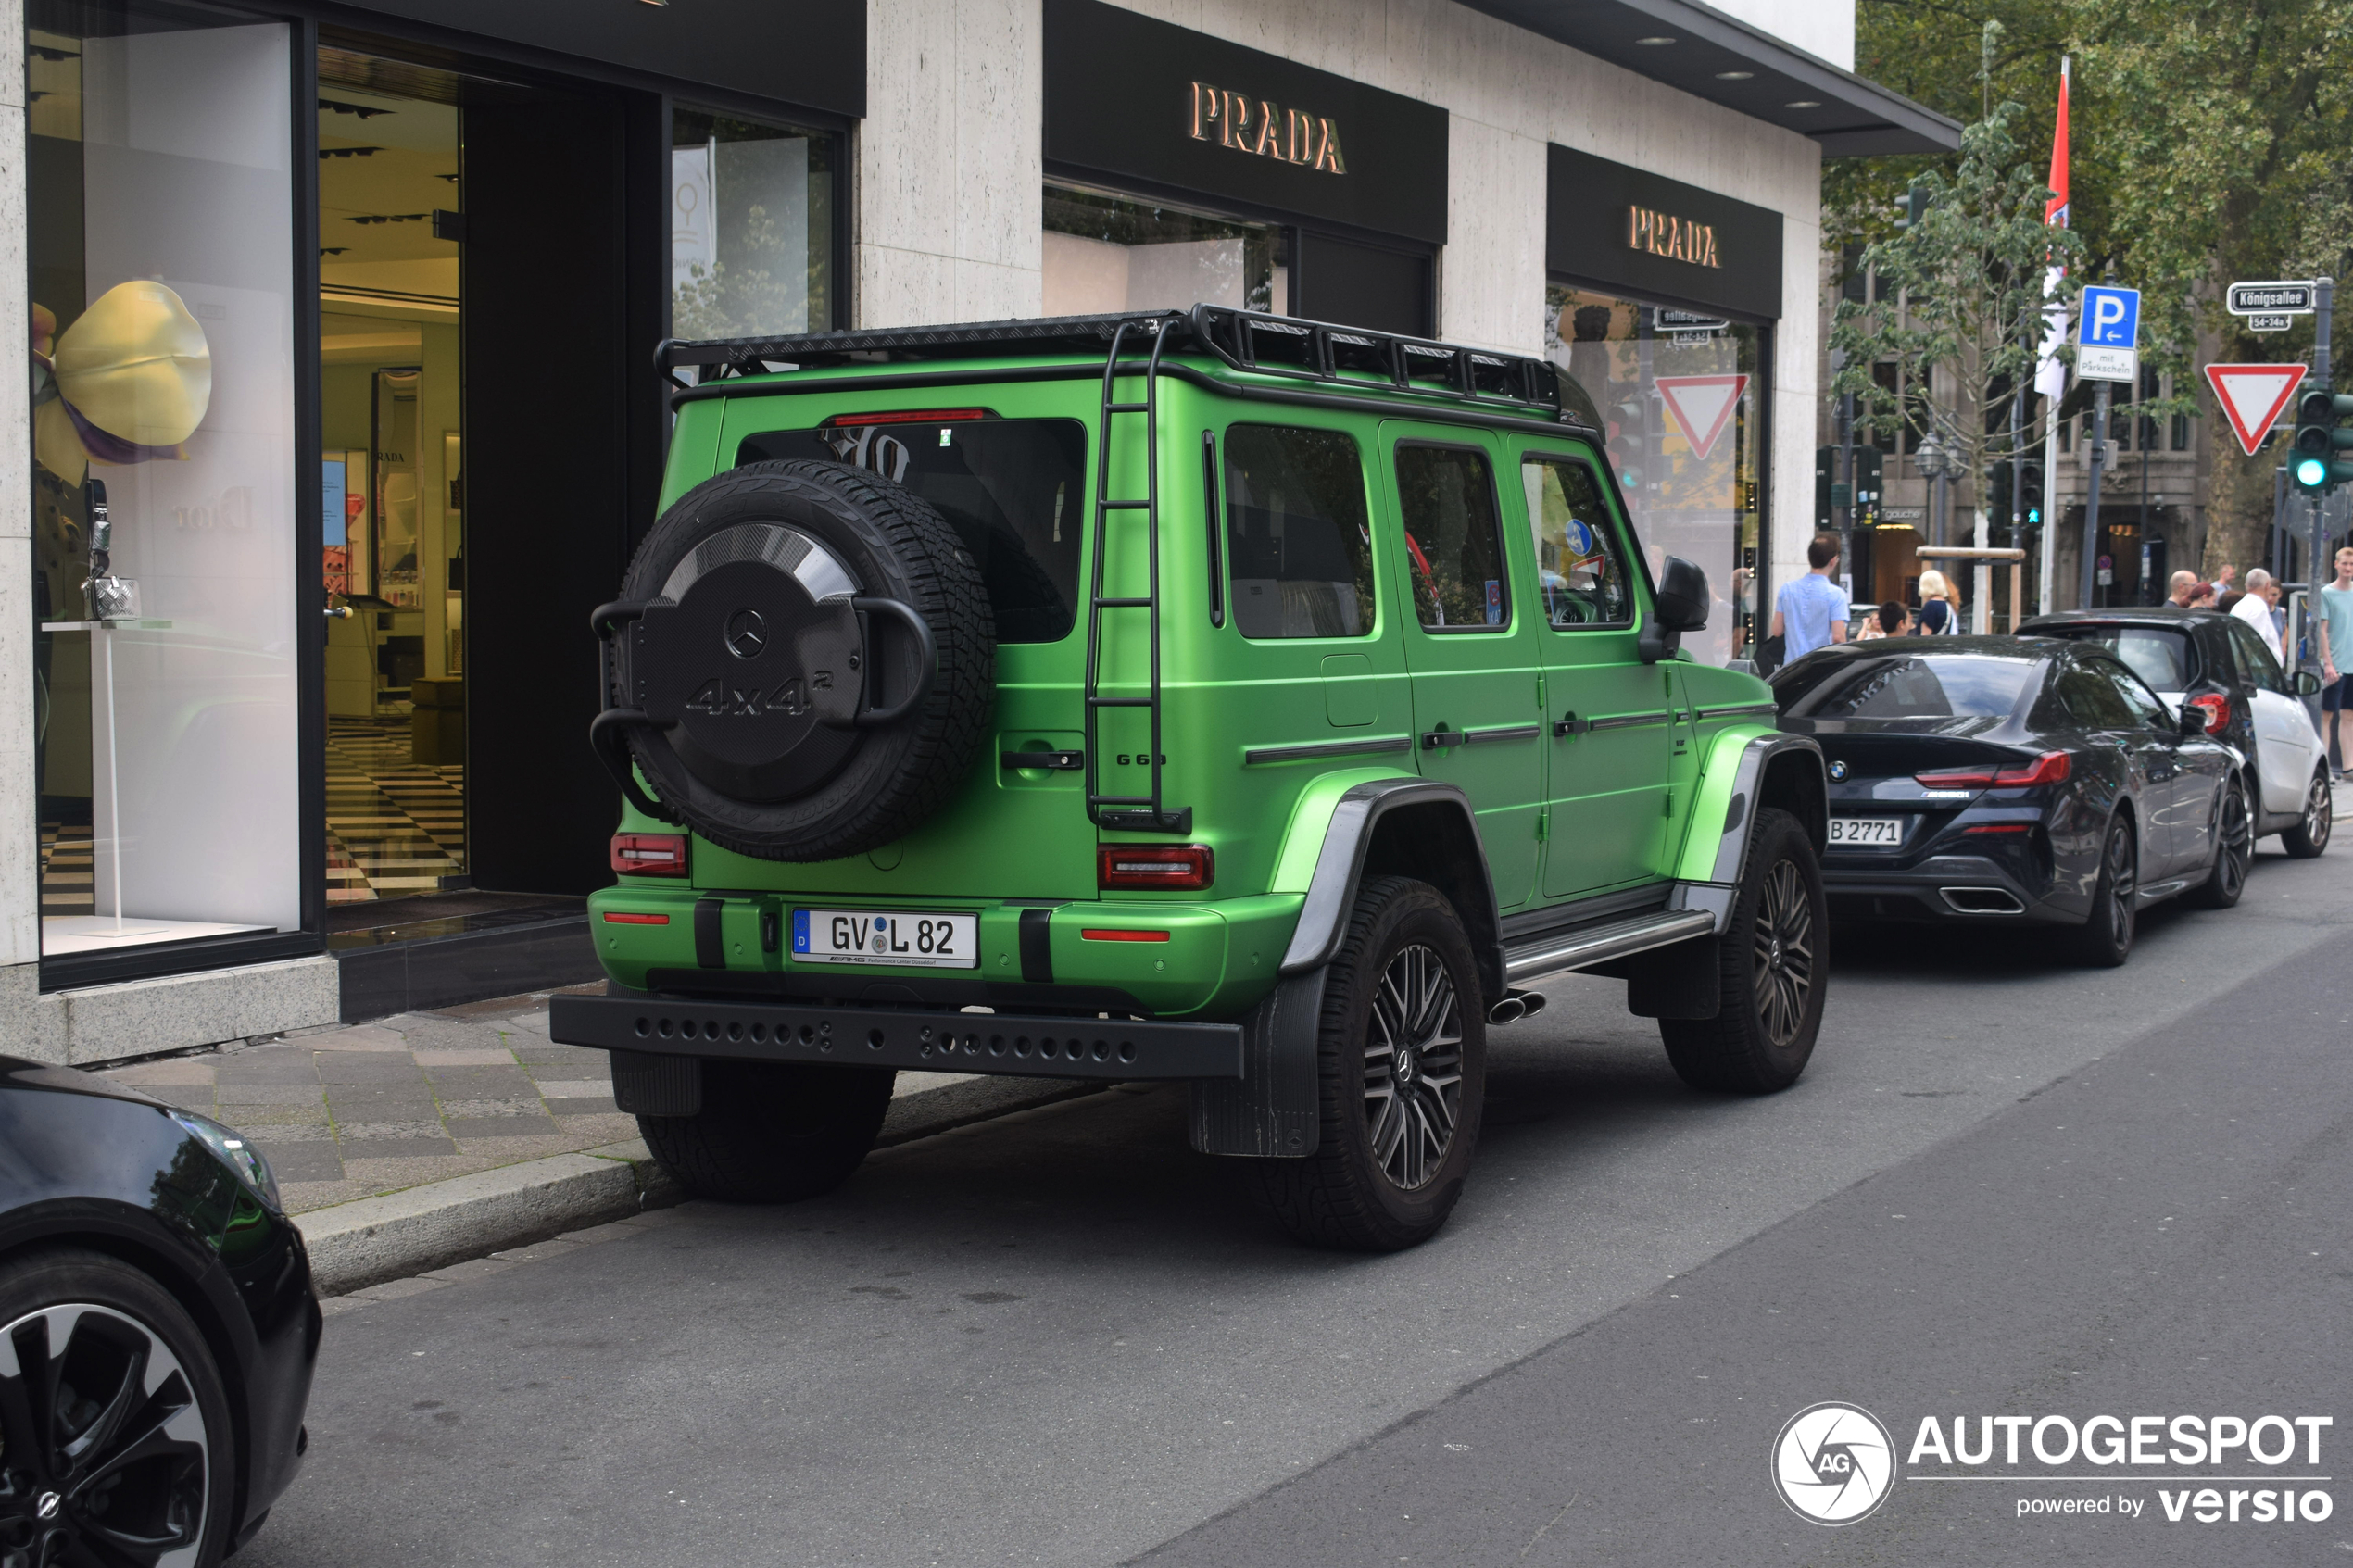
left=1914, top=769, right=1996, bottom=789
left=2188, top=693, right=2230, bottom=735
left=1098, top=844, right=1214, bottom=891
left=1080, top=928, right=1171, bottom=942
left=1993, top=751, right=2071, bottom=787
left=825, top=408, right=988, bottom=427
left=602, top=911, right=672, bottom=924
left=611, top=834, right=689, bottom=876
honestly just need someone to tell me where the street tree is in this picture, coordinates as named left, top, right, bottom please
left=1830, top=21, right=2084, bottom=621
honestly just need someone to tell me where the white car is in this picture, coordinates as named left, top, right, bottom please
left=2022, top=608, right=2332, bottom=856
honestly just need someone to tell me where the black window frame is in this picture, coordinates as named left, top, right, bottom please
left=1390, top=437, right=1513, bottom=635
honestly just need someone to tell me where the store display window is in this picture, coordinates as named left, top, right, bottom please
left=1543, top=283, right=1766, bottom=666
left=27, top=0, right=303, bottom=958
left=671, top=106, right=838, bottom=338
left=1043, top=184, right=1286, bottom=317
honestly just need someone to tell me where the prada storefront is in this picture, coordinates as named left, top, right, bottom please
left=1041, top=0, right=1446, bottom=335
left=22, top=0, right=859, bottom=1006
left=1545, top=146, right=1781, bottom=669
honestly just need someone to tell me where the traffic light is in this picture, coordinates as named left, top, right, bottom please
left=2291, top=388, right=2353, bottom=495
left=1853, top=447, right=1883, bottom=515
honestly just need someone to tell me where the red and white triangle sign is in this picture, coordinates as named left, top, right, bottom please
left=2203, top=363, right=2306, bottom=457
left=1655, top=374, right=1749, bottom=461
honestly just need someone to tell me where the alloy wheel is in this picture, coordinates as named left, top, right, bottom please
left=1751, top=857, right=1816, bottom=1050
left=1361, top=943, right=1465, bottom=1191
left=2305, top=773, right=2334, bottom=850
left=2108, top=823, right=2137, bottom=943
left=0, top=1303, right=211, bottom=1568
left=2216, top=785, right=2252, bottom=898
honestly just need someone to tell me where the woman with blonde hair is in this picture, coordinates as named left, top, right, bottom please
left=1912, top=569, right=1958, bottom=635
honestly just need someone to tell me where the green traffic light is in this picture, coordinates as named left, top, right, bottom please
left=2296, top=457, right=2330, bottom=487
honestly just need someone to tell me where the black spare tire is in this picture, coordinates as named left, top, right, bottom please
left=604, top=459, right=994, bottom=860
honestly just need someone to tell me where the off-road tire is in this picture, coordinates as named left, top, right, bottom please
left=636, top=1060, right=897, bottom=1203
left=2186, top=775, right=2251, bottom=909
left=1258, top=876, right=1487, bottom=1252
left=2280, top=766, right=2333, bottom=859
left=2072, top=813, right=2137, bottom=968
left=0, top=1248, right=237, bottom=1567
left=1660, top=808, right=1826, bottom=1094
left=616, top=459, right=994, bottom=861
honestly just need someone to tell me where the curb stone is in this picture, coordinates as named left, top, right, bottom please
left=298, top=1073, right=1106, bottom=1296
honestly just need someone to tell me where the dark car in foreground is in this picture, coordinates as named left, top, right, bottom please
left=1771, top=637, right=2246, bottom=964
left=0, top=1057, right=319, bottom=1565
left=2021, top=605, right=2331, bottom=857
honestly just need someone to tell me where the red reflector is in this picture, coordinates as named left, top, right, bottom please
left=1914, top=769, right=1996, bottom=789
left=611, top=834, right=688, bottom=876
left=1081, top=928, right=1171, bottom=942
left=1097, top=844, right=1214, bottom=891
left=1963, top=823, right=2033, bottom=834
left=602, top=911, right=671, bottom=924
left=1993, top=751, right=2071, bottom=786
left=826, top=408, right=988, bottom=427
left=2188, top=693, right=2230, bottom=735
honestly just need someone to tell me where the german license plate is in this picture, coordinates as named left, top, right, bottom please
left=1828, top=816, right=1903, bottom=847
left=791, top=909, right=978, bottom=968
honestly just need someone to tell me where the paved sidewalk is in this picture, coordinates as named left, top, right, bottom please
left=101, top=988, right=631, bottom=1215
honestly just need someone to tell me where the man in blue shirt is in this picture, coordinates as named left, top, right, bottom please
left=1771, top=533, right=1851, bottom=663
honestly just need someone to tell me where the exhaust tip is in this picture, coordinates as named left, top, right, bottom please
left=1488, top=990, right=1545, bottom=1025
left=1939, top=885, right=2025, bottom=915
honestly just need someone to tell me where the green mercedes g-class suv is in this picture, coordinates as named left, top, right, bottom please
left=549, top=307, right=1828, bottom=1250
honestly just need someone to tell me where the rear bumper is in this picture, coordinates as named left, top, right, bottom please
left=548, top=992, right=1243, bottom=1081
left=1822, top=855, right=2067, bottom=924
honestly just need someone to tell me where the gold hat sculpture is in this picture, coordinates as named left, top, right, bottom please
left=34, top=279, right=213, bottom=486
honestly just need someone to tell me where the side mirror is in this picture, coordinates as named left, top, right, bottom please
left=1653, top=556, right=1712, bottom=633
left=2178, top=705, right=2208, bottom=736
left=2293, top=670, right=2324, bottom=697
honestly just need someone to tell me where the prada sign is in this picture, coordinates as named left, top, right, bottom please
left=1189, top=84, right=1347, bottom=174
left=1548, top=144, right=1781, bottom=320
left=1046, top=0, right=1445, bottom=245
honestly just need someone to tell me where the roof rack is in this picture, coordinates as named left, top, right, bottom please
left=658, top=305, right=1569, bottom=421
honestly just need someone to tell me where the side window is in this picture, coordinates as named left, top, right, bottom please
left=1222, top=424, right=1376, bottom=639
left=2226, top=621, right=2286, bottom=694
left=1520, top=457, right=1633, bottom=628
left=2058, top=665, right=2132, bottom=729
left=1394, top=444, right=1508, bottom=631
left=2100, top=662, right=2171, bottom=730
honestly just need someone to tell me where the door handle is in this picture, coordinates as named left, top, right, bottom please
left=1553, top=713, right=1588, bottom=737
left=1421, top=729, right=1466, bottom=749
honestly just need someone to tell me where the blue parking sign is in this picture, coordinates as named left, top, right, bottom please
left=2079, top=285, right=2140, bottom=347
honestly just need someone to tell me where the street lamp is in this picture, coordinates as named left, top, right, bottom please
left=1913, top=433, right=1953, bottom=547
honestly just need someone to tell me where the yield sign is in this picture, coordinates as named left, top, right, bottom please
left=1655, top=374, right=1749, bottom=460
left=2202, top=363, right=2306, bottom=457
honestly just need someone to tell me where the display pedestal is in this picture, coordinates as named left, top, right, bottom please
left=34, top=619, right=262, bottom=956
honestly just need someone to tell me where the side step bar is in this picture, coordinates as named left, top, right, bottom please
left=1504, top=909, right=1717, bottom=987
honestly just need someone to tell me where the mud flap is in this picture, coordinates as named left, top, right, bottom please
left=609, top=1049, right=703, bottom=1116
left=1188, top=969, right=1325, bottom=1158
left=1624, top=934, right=1722, bottom=1020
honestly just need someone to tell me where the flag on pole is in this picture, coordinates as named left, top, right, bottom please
left=2033, top=56, right=2071, bottom=402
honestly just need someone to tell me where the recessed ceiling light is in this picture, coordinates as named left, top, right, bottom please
left=1716, top=70, right=1755, bottom=81
left=1785, top=100, right=1822, bottom=108
left=1635, top=35, right=1677, bottom=45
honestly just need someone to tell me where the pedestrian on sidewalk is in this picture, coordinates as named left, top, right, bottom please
left=2232, top=567, right=2283, bottom=662
left=1770, top=533, right=1849, bottom=662
left=2166, top=570, right=2198, bottom=608
left=2321, top=546, right=2353, bottom=778
left=1912, top=570, right=1959, bottom=635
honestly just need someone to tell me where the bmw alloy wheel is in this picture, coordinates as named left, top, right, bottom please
left=0, top=1303, right=213, bottom=1568
left=1361, top=943, right=1465, bottom=1191
left=1752, top=857, right=1816, bottom=1050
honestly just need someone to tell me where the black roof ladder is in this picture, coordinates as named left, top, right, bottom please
left=1083, top=318, right=1190, bottom=835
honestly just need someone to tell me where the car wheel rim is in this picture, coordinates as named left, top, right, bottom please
left=2108, top=826, right=2136, bottom=944
left=1751, top=856, right=1814, bottom=1050
left=0, top=1303, right=211, bottom=1568
left=2220, top=787, right=2251, bottom=897
left=2307, top=775, right=2333, bottom=848
left=1362, top=943, right=1463, bottom=1192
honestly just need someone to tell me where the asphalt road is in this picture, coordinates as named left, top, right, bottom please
left=245, top=834, right=2353, bottom=1568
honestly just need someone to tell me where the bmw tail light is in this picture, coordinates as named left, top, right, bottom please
left=2188, top=693, right=2230, bottom=735
left=1993, top=752, right=2072, bottom=787
left=1099, top=844, right=1214, bottom=891
left=1914, top=768, right=1996, bottom=789
left=611, top=834, right=689, bottom=877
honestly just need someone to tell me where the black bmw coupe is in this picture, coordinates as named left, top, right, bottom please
left=0, top=1057, right=319, bottom=1565
left=1770, top=636, right=2246, bottom=964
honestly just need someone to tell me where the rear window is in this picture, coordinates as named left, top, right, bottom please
left=2036, top=625, right=2195, bottom=691
left=1779, top=654, right=2038, bottom=720
left=739, top=419, right=1084, bottom=643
